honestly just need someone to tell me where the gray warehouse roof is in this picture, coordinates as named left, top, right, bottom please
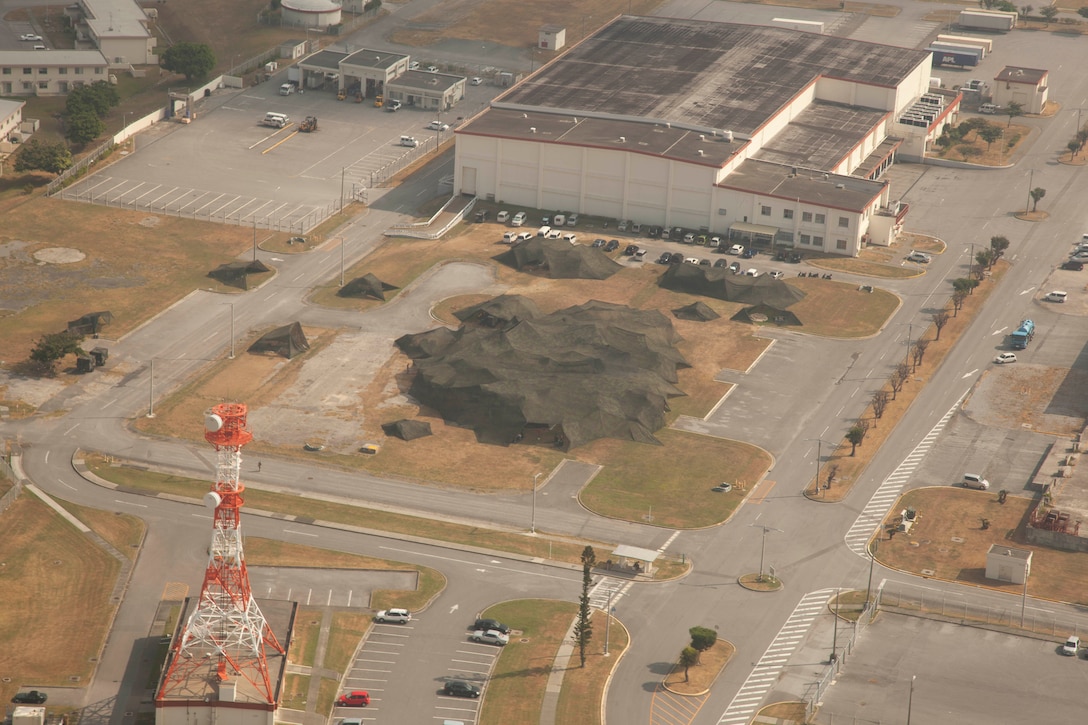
left=721, top=159, right=886, bottom=213
left=301, top=49, right=348, bottom=71
left=390, top=70, right=463, bottom=92
left=342, top=47, right=408, bottom=70
left=754, top=101, right=890, bottom=170
left=497, top=16, right=930, bottom=136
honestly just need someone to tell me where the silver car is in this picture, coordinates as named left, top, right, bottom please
left=469, top=629, right=509, bottom=646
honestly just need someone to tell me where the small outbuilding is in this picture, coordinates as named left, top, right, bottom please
left=985, top=544, right=1032, bottom=584
left=340, top=48, right=410, bottom=101
left=386, top=70, right=467, bottom=112
left=381, top=419, right=433, bottom=441
left=606, top=544, right=659, bottom=577
left=538, top=25, right=566, bottom=51
left=992, top=66, right=1049, bottom=115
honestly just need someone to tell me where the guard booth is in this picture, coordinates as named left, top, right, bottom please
left=604, top=545, right=659, bottom=577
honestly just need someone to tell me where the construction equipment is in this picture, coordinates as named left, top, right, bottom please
left=300, top=116, right=318, bottom=132
left=337, top=89, right=346, bottom=101
left=374, top=93, right=383, bottom=107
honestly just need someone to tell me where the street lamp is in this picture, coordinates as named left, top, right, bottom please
left=530, top=472, right=542, bottom=534
left=906, top=675, right=916, bottom=725
left=806, top=438, right=835, bottom=496
left=749, top=523, right=782, bottom=582
left=339, top=236, right=345, bottom=287
left=224, top=302, right=235, bottom=359
left=604, top=588, right=614, bottom=656
left=147, top=358, right=155, bottom=418
left=865, top=537, right=878, bottom=610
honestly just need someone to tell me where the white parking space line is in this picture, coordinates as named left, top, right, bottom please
left=194, top=192, right=227, bottom=215
left=716, top=589, right=835, bottom=724
left=209, top=195, right=243, bottom=216
left=132, top=183, right=163, bottom=203
left=843, top=390, right=967, bottom=555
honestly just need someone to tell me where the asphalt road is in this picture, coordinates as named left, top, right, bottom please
left=7, top=3, right=1088, bottom=725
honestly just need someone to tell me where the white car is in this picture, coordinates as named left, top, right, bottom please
left=994, top=352, right=1017, bottom=364
left=470, top=77, right=483, bottom=86
left=20, top=33, right=43, bottom=41
left=428, top=120, right=450, bottom=131
left=279, top=83, right=295, bottom=96
left=769, top=270, right=784, bottom=279
left=1063, top=635, right=1080, bottom=656
left=496, top=210, right=510, bottom=223
left=375, top=608, right=411, bottom=624
left=729, top=244, right=745, bottom=255
left=470, top=629, right=509, bottom=646
left=745, top=268, right=759, bottom=277
left=907, top=251, right=931, bottom=263
left=408, top=61, right=420, bottom=70
left=511, top=212, right=526, bottom=227
left=426, top=65, right=439, bottom=73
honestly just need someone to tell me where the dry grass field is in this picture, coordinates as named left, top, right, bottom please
left=0, top=492, right=144, bottom=703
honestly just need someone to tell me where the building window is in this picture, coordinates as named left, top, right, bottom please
left=2, top=68, right=10, bottom=75
left=39, top=68, right=48, bottom=74
left=802, top=211, right=812, bottom=222
left=799, top=234, right=811, bottom=245
left=836, top=239, right=848, bottom=250
left=59, top=67, right=67, bottom=75
left=75, top=67, right=84, bottom=75
left=760, top=205, right=771, bottom=216
left=38, top=81, right=48, bottom=89
left=813, top=236, right=824, bottom=247
left=23, top=67, right=32, bottom=75
left=783, top=209, right=794, bottom=220
left=22, top=81, right=33, bottom=91
left=94, top=67, right=103, bottom=74
left=815, top=213, right=825, bottom=224
left=717, top=208, right=727, bottom=216
left=838, top=216, right=850, bottom=228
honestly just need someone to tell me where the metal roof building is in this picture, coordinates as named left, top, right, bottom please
left=454, top=16, right=956, bottom=256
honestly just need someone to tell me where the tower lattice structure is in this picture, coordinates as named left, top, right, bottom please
left=157, top=403, right=284, bottom=704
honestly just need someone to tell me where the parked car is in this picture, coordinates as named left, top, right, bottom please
left=470, top=77, right=483, bottom=85
left=428, top=120, right=450, bottom=131
left=907, top=251, right=931, bottom=263
left=605, top=239, right=621, bottom=252
left=567, top=213, right=579, bottom=227
left=562, top=233, right=578, bottom=244
left=546, top=229, right=563, bottom=239
left=979, top=103, right=999, bottom=114
left=408, top=61, right=420, bottom=70
left=671, top=227, right=684, bottom=241
left=279, top=83, right=295, bottom=96
left=375, top=608, right=411, bottom=624
left=647, top=226, right=662, bottom=238
left=668, top=252, right=684, bottom=264
left=1044, top=290, right=1067, bottom=303
left=709, top=235, right=723, bottom=248
left=470, top=629, right=509, bottom=646
left=496, top=210, right=510, bottom=223
left=631, top=222, right=643, bottom=234
left=1063, top=635, right=1080, bottom=656
left=553, top=213, right=566, bottom=227
left=426, top=65, right=439, bottom=73
left=745, top=268, right=759, bottom=277
left=1060, top=260, right=1084, bottom=271
left=592, top=238, right=606, bottom=248
left=684, top=257, right=700, bottom=265
left=474, top=209, right=490, bottom=223
left=12, top=692, right=48, bottom=704
left=742, top=248, right=757, bottom=259
left=962, top=473, right=990, bottom=490
left=698, top=258, right=711, bottom=266
left=682, top=232, right=696, bottom=244
left=769, top=270, right=784, bottom=279
left=713, top=259, right=728, bottom=268
left=622, top=244, right=639, bottom=255
left=335, top=691, right=371, bottom=707
left=994, top=352, right=1017, bottom=365
left=511, top=211, right=526, bottom=227
left=1071, top=251, right=1088, bottom=261
left=443, top=680, right=481, bottom=698
left=728, top=244, right=745, bottom=255
left=729, top=262, right=741, bottom=273
left=657, top=252, right=672, bottom=265
left=541, top=215, right=551, bottom=226
left=617, top=219, right=629, bottom=232
left=537, top=225, right=551, bottom=237
left=20, top=33, right=43, bottom=41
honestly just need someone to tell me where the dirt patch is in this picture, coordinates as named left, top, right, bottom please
left=928, top=122, right=1032, bottom=166
left=33, top=247, right=86, bottom=264
left=965, top=365, right=1088, bottom=437
left=663, top=639, right=735, bottom=695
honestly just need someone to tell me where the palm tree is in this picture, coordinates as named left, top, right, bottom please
left=1030, top=187, right=1047, bottom=212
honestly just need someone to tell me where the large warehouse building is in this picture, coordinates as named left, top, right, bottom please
left=454, top=16, right=960, bottom=256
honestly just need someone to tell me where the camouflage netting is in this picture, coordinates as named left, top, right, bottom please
left=673, top=301, right=720, bottom=321
left=454, top=294, right=541, bottom=328
left=495, top=238, right=624, bottom=280
left=395, top=299, right=689, bottom=450
left=732, top=304, right=803, bottom=327
left=67, top=311, right=113, bottom=336
left=339, top=273, right=399, bottom=301
left=208, top=260, right=272, bottom=290
left=658, top=265, right=806, bottom=308
left=382, top=419, right=433, bottom=440
left=249, top=322, right=310, bottom=359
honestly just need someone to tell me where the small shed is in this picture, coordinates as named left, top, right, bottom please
left=386, top=70, right=467, bottom=112
left=992, top=66, right=1048, bottom=115
left=607, top=544, right=659, bottom=577
left=985, top=544, right=1032, bottom=584
left=539, top=25, right=566, bottom=51
left=280, top=39, right=309, bottom=60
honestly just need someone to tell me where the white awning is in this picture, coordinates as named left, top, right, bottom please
left=730, top=222, right=779, bottom=237
left=612, top=544, right=659, bottom=563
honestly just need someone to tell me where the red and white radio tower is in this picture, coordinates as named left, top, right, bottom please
left=157, top=403, right=284, bottom=704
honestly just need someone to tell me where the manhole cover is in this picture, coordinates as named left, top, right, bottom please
left=951, top=536, right=965, bottom=543
left=921, top=569, right=935, bottom=576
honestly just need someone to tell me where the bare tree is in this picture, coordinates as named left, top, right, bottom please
left=872, top=389, right=889, bottom=420
left=825, top=463, right=839, bottom=490
left=932, top=309, right=950, bottom=341
left=911, top=338, right=931, bottom=371
left=952, top=289, right=968, bottom=316
left=890, top=362, right=910, bottom=400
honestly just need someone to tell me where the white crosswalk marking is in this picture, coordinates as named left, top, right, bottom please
left=716, top=589, right=836, bottom=724
left=843, top=390, right=968, bottom=555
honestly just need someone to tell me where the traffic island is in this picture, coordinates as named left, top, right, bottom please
left=662, top=639, right=736, bottom=696
left=738, top=573, right=783, bottom=592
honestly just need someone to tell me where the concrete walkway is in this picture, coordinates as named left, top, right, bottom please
left=539, top=616, right=580, bottom=725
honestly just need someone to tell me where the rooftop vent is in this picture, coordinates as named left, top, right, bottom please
left=697, top=149, right=705, bottom=156
left=723, top=130, right=734, bottom=142
left=530, top=127, right=537, bottom=133
left=619, top=136, right=626, bottom=142
left=699, top=134, right=706, bottom=141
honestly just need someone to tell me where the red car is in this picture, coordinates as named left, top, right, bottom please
left=335, top=691, right=370, bottom=707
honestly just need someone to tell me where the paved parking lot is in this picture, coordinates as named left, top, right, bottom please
left=249, top=566, right=416, bottom=608
left=816, top=611, right=1087, bottom=724
left=57, top=72, right=499, bottom=231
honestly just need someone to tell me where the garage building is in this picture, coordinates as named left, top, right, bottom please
left=454, top=16, right=961, bottom=256
left=386, top=71, right=466, bottom=112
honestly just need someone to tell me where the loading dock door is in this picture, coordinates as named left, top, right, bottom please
left=462, top=167, right=477, bottom=195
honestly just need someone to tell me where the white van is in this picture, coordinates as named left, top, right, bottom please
left=963, top=473, right=990, bottom=490
left=546, top=229, right=563, bottom=239
left=261, top=112, right=290, bottom=128
left=400, top=135, right=419, bottom=147
left=279, top=83, right=295, bottom=96
left=496, top=210, right=510, bottom=223
left=537, top=225, right=551, bottom=237
left=516, top=231, right=533, bottom=241
left=562, top=233, right=578, bottom=244
left=502, top=231, right=518, bottom=243
left=553, top=213, right=566, bottom=227
left=1045, top=291, right=1067, bottom=303
left=512, top=212, right=526, bottom=227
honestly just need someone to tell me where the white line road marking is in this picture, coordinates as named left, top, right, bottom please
left=378, top=546, right=579, bottom=582
left=116, top=500, right=147, bottom=508
left=283, top=529, right=318, bottom=537
left=993, top=326, right=1008, bottom=336
left=963, top=368, right=979, bottom=378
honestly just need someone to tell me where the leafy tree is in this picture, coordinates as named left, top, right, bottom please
left=990, top=235, right=1010, bottom=261
left=14, top=139, right=73, bottom=174
left=1077, top=129, right=1088, bottom=153
left=977, top=124, right=1002, bottom=151
left=994, top=0, right=1017, bottom=10
left=872, top=390, right=889, bottom=420
left=689, top=626, right=717, bottom=653
left=1079, top=5, right=1088, bottom=17
left=1004, top=101, right=1024, bottom=128
left=957, top=145, right=982, bottom=162
left=845, top=420, right=869, bottom=456
left=67, top=80, right=120, bottom=118
left=932, top=309, right=950, bottom=341
left=66, top=109, right=105, bottom=145
left=1069, top=140, right=1081, bottom=161
left=29, top=331, right=84, bottom=375
left=1039, top=4, right=1058, bottom=24
left=952, top=289, right=969, bottom=316
left=1029, top=187, right=1046, bottom=212
left=575, top=546, right=596, bottom=667
left=679, top=647, right=699, bottom=682
left=975, top=249, right=996, bottom=273
left=1020, top=4, right=1033, bottom=16
left=161, top=42, right=216, bottom=82
left=363, top=0, right=381, bottom=11
left=953, top=277, right=979, bottom=296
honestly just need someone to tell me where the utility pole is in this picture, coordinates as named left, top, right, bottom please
left=252, top=219, right=257, bottom=261
left=530, top=472, right=542, bottom=534
left=147, top=359, right=155, bottom=418
left=865, top=538, right=878, bottom=610
left=604, top=587, right=614, bottom=656
left=749, top=523, right=783, bottom=582
left=831, top=587, right=840, bottom=663
left=228, top=303, right=235, bottom=359
left=340, top=237, right=345, bottom=287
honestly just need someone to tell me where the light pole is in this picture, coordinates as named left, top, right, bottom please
left=147, top=358, right=155, bottom=418
left=906, top=675, right=916, bottom=725
left=339, top=237, right=345, bottom=287
left=865, top=538, right=878, bottom=610
left=749, top=523, right=782, bottom=582
left=831, top=586, right=840, bottom=663
left=530, top=472, right=542, bottom=534
left=227, top=303, right=235, bottom=359
left=1025, top=168, right=1034, bottom=213
left=603, top=588, right=614, bottom=656
left=806, top=438, right=835, bottom=496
